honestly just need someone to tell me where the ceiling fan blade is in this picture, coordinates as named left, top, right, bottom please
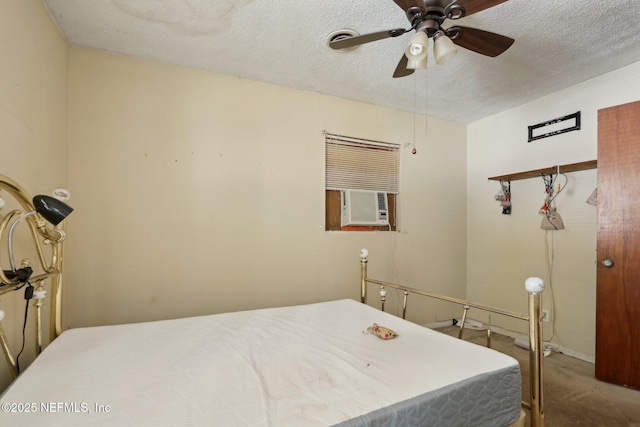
left=392, top=54, right=414, bottom=78
left=448, top=0, right=508, bottom=17
left=329, top=28, right=407, bottom=50
left=447, top=26, right=514, bottom=57
left=393, top=0, right=427, bottom=13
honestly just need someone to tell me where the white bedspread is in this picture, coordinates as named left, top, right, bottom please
left=0, top=299, right=520, bottom=426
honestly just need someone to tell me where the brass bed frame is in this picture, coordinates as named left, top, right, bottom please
left=359, top=249, right=545, bottom=427
left=0, top=174, right=70, bottom=379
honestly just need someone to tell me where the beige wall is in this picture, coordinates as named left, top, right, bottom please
left=0, top=0, right=68, bottom=390
left=467, top=61, right=640, bottom=360
left=65, top=48, right=468, bottom=330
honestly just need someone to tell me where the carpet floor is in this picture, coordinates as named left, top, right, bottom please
left=435, top=326, right=640, bottom=426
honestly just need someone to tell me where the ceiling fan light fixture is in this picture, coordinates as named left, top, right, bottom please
left=406, top=57, right=428, bottom=70
left=433, top=30, right=458, bottom=65
left=405, top=31, right=429, bottom=69
left=409, top=43, right=425, bottom=57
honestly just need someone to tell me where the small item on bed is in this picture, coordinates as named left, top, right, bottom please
left=367, top=323, right=398, bottom=340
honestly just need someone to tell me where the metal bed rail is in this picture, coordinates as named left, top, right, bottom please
left=359, top=249, right=544, bottom=427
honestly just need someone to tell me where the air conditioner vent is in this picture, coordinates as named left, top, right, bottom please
left=377, top=192, right=386, bottom=210
left=341, top=189, right=389, bottom=227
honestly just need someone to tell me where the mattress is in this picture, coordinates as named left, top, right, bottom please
left=0, top=299, right=521, bottom=426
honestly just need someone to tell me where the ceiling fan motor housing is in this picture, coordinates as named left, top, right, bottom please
left=408, top=4, right=460, bottom=38
left=415, top=18, right=442, bottom=37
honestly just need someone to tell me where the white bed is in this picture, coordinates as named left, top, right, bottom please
left=0, top=299, right=522, bottom=426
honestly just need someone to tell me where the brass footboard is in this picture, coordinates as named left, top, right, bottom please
left=359, top=249, right=545, bottom=427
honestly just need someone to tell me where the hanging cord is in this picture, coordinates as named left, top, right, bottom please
left=540, top=170, right=563, bottom=342
left=541, top=174, right=558, bottom=229
left=488, top=230, right=559, bottom=344
left=542, top=167, right=569, bottom=343
left=543, top=172, right=568, bottom=206
left=424, top=71, right=428, bottom=144
left=411, top=74, right=419, bottom=155
left=543, top=231, right=557, bottom=345
left=15, top=282, right=34, bottom=374
left=410, top=70, right=428, bottom=155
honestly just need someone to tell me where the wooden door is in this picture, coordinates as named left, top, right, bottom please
left=596, top=100, right=640, bottom=389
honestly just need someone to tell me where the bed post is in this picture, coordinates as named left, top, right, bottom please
left=50, top=223, right=65, bottom=340
left=525, top=277, right=545, bottom=427
left=360, top=249, right=368, bottom=304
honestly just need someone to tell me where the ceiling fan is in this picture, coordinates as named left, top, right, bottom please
left=329, top=0, right=514, bottom=78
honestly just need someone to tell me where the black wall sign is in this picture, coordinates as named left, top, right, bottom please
left=528, top=111, right=581, bottom=142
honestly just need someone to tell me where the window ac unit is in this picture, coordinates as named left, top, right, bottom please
left=341, top=189, right=389, bottom=227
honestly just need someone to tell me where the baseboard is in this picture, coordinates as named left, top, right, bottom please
left=456, top=318, right=485, bottom=330
left=437, top=319, right=598, bottom=364
left=423, top=320, right=455, bottom=329
left=552, top=346, right=595, bottom=364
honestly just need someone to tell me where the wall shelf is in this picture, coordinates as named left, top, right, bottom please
left=488, top=160, right=597, bottom=182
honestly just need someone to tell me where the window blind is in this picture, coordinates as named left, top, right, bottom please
left=325, top=133, right=400, bottom=194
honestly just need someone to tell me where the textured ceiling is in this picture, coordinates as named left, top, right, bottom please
left=43, top=0, right=640, bottom=124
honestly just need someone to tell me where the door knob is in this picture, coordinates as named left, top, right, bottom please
left=601, top=258, right=614, bottom=268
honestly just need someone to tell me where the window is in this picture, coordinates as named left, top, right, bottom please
left=324, top=133, right=400, bottom=231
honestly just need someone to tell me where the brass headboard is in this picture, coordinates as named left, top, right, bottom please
left=0, top=174, right=72, bottom=378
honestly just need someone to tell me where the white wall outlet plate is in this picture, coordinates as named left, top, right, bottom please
left=542, top=309, right=550, bottom=322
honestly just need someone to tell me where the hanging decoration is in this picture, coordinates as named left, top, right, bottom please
left=585, top=188, right=597, bottom=206
left=539, top=168, right=568, bottom=230
left=495, top=180, right=511, bottom=215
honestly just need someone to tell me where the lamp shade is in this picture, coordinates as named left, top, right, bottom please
left=33, top=195, right=73, bottom=225
left=406, top=57, right=428, bottom=70
left=405, top=31, right=429, bottom=69
left=433, top=32, right=458, bottom=65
